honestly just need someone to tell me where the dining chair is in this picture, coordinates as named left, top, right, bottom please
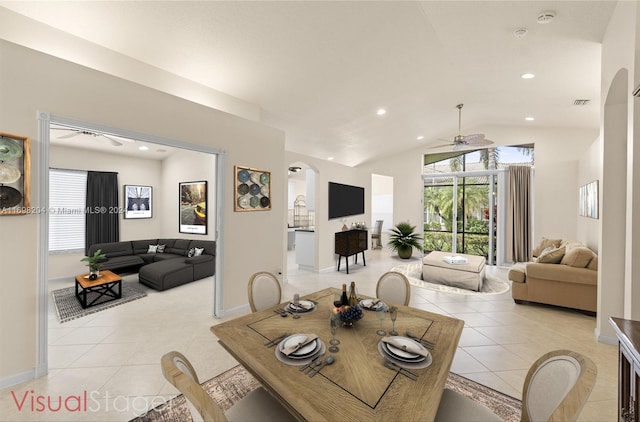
left=161, top=351, right=296, bottom=422
left=376, top=271, right=410, bottom=305
left=435, top=349, right=597, bottom=422
left=248, top=271, right=282, bottom=312
left=371, top=219, right=383, bottom=249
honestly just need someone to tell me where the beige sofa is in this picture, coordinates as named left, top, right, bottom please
left=508, top=238, right=598, bottom=314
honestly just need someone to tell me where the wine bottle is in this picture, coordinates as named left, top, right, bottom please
left=340, top=283, right=349, bottom=306
left=348, top=281, right=358, bottom=306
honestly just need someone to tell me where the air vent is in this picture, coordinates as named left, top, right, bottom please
left=633, top=85, right=640, bottom=97
left=573, top=99, right=591, bottom=106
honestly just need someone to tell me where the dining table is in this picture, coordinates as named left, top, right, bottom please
left=210, top=287, right=464, bottom=421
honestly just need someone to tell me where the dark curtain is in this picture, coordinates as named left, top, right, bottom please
left=85, top=171, right=119, bottom=254
left=506, top=165, right=532, bottom=262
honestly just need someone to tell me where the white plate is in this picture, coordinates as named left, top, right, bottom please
left=276, top=340, right=326, bottom=366
left=378, top=342, right=433, bottom=370
left=358, top=299, right=388, bottom=311
left=286, top=300, right=315, bottom=313
left=382, top=336, right=426, bottom=359
left=278, top=334, right=320, bottom=358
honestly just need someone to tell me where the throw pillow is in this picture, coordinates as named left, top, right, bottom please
left=157, top=244, right=165, bottom=253
left=187, top=248, right=195, bottom=258
left=532, top=237, right=562, bottom=257
left=535, top=246, right=565, bottom=264
left=587, top=255, right=598, bottom=271
left=561, top=246, right=594, bottom=268
left=147, top=244, right=158, bottom=253
left=194, top=247, right=205, bottom=256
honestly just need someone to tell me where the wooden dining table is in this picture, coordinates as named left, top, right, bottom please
left=210, top=287, right=464, bottom=421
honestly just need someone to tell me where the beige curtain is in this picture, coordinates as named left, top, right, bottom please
left=507, top=165, right=532, bottom=262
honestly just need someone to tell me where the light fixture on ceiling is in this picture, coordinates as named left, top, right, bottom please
left=521, top=73, right=535, bottom=79
left=513, top=27, right=528, bottom=38
left=417, top=136, right=424, bottom=140
left=537, top=11, right=556, bottom=24
left=525, top=116, right=535, bottom=121
left=288, top=166, right=302, bottom=173
left=138, top=146, right=149, bottom=151
left=327, top=157, right=334, bottom=161
left=376, top=108, right=387, bottom=116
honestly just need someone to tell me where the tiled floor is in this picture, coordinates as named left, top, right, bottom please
left=0, top=249, right=617, bottom=421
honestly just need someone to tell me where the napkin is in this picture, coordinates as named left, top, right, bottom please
left=281, top=334, right=318, bottom=356
left=289, top=301, right=313, bottom=310
left=381, top=337, right=430, bottom=357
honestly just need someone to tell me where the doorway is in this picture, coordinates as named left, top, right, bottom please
left=36, top=112, right=225, bottom=377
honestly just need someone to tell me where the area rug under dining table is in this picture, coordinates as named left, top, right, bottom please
left=132, top=365, right=521, bottom=422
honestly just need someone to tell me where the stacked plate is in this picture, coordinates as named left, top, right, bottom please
left=359, top=298, right=388, bottom=311
left=286, top=300, right=316, bottom=313
left=275, top=333, right=325, bottom=366
left=378, top=336, right=432, bottom=369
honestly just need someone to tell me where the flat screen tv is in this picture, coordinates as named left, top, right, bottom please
left=328, top=182, right=365, bottom=220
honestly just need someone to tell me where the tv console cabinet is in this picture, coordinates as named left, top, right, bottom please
left=335, top=229, right=368, bottom=274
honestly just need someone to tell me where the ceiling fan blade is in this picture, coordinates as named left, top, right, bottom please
left=468, top=138, right=493, bottom=146
left=426, top=142, right=454, bottom=149
left=56, top=131, right=81, bottom=139
left=102, top=135, right=123, bottom=147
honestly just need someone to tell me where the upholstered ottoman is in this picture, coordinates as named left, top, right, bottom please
left=422, top=251, right=486, bottom=291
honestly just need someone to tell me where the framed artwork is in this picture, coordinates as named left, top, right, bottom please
left=579, top=180, right=599, bottom=219
left=234, top=165, right=271, bottom=212
left=124, top=185, right=152, bottom=219
left=0, top=132, right=30, bottom=215
left=179, top=181, right=207, bottom=234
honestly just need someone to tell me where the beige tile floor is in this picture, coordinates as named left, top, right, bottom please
left=0, top=248, right=617, bottom=421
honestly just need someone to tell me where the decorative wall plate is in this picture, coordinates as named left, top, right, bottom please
left=234, top=165, right=271, bottom=212
left=0, top=132, right=30, bottom=215
left=0, top=186, right=23, bottom=208
left=0, top=136, right=23, bottom=162
left=0, top=163, right=21, bottom=184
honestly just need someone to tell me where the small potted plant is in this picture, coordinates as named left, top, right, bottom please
left=81, top=249, right=107, bottom=279
left=388, top=222, right=423, bottom=259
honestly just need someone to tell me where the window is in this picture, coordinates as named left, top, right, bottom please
left=48, top=169, right=87, bottom=252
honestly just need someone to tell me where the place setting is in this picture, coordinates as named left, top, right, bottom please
left=378, top=335, right=433, bottom=371
left=274, top=333, right=326, bottom=366
left=358, top=298, right=388, bottom=312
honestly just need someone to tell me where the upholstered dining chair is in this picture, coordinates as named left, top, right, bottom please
left=161, top=351, right=295, bottom=422
left=248, top=272, right=282, bottom=312
left=371, top=219, right=383, bottom=249
left=376, top=271, right=410, bottom=305
left=435, top=349, right=597, bottom=422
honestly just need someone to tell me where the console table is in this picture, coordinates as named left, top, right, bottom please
left=335, top=229, right=367, bottom=274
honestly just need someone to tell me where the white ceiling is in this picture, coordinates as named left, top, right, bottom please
left=2, top=1, right=616, bottom=166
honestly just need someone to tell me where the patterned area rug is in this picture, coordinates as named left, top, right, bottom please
left=52, top=281, right=148, bottom=323
left=132, top=365, right=521, bottom=422
left=391, top=261, right=510, bottom=295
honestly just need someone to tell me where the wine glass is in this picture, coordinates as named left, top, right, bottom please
left=329, top=315, right=340, bottom=352
left=292, top=293, right=301, bottom=319
left=376, top=308, right=386, bottom=336
left=389, top=306, right=398, bottom=336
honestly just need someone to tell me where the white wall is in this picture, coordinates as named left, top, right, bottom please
left=577, top=137, right=603, bottom=252
left=0, top=40, right=284, bottom=383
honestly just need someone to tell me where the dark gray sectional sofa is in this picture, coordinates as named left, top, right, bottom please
left=88, top=238, right=215, bottom=291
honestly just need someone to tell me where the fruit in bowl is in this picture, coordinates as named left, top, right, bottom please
left=334, top=305, right=363, bottom=324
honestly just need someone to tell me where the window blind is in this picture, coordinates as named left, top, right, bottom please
left=49, top=169, right=87, bottom=252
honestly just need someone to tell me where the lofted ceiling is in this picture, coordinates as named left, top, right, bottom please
left=1, top=1, right=616, bottom=166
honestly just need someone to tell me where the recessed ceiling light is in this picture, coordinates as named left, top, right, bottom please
left=521, top=73, right=535, bottom=79
left=327, top=157, right=334, bottom=161
left=138, top=146, right=149, bottom=151
left=525, top=117, right=535, bottom=121
left=537, top=11, right=556, bottom=24
left=417, top=136, right=424, bottom=140
left=376, top=108, right=387, bottom=116
left=513, top=27, right=528, bottom=38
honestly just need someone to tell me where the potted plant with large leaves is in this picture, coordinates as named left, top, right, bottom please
left=81, top=249, right=107, bottom=279
left=388, top=222, right=423, bottom=259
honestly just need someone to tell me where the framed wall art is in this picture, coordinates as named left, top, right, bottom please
left=579, top=180, right=599, bottom=219
left=0, top=132, right=30, bottom=215
left=124, top=185, right=152, bottom=219
left=234, top=165, right=271, bottom=212
left=179, top=180, right=207, bottom=234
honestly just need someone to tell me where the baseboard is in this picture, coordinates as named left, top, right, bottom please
left=0, top=369, right=35, bottom=390
left=217, top=303, right=250, bottom=318
left=595, top=328, right=618, bottom=345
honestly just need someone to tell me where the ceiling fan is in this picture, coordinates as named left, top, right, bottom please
left=429, top=104, right=493, bottom=150
left=52, top=127, right=133, bottom=147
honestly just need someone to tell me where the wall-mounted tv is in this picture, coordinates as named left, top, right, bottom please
left=328, top=182, right=365, bottom=220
